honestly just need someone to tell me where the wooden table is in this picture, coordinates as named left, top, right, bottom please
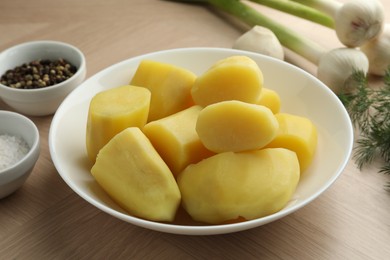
left=1, top=0, right=390, bottom=259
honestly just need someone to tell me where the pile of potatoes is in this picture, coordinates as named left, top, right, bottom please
left=86, top=56, right=318, bottom=224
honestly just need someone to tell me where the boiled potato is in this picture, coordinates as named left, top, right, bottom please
left=265, top=113, right=318, bottom=172
left=191, top=56, right=263, bottom=106
left=130, top=60, right=196, bottom=122
left=91, top=127, right=181, bottom=222
left=86, top=85, right=151, bottom=163
left=256, top=88, right=281, bottom=114
left=177, top=148, right=300, bottom=224
left=143, top=106, right=214, bottom=177
left=196, top=100, right=279, bottom=153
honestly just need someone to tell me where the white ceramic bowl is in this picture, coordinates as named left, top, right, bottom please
left=0, top=40, right=86, bottom=116
left=49, top=48, right=353, bottom=235
left=0, top=110, right=40, bottom=199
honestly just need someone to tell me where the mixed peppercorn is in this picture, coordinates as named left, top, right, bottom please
left=0, top=59, right=77, bottom=89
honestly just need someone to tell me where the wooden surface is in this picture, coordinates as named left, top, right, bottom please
left=1, top=0, right=390, bottom=259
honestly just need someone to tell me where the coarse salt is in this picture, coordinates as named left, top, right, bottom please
left=0, top=134, right=30, bottom=171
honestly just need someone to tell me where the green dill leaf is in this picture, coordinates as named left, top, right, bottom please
left=353, top=136, right=377, bottom=170
left=379, top=163, right=390, bottom=175
left=339, top=69, right=390, bottom=188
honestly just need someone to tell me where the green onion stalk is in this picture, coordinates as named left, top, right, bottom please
left=247, top=0, right=334, bottom=28
left=282, top=0, right=342, bottom=17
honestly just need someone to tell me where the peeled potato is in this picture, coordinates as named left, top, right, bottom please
left=91, top=127, right=181, bottom=222
left=196, top=100, right=279, bottom=153
left=191, top=56, right=263, bottom=106
left=177, top=148, right=300, bottom=224
left=86, top=85, right=151, bottom=162
left=265, top=113, right=318, bottom=172
left=256, top=88, right=281, bottom=114
left=143, top=105, right=214, bottom=176
left=130, top=60, right=196, bottom=122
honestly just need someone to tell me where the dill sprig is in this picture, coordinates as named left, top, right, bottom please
left=339, top=68, right=390, bottom=185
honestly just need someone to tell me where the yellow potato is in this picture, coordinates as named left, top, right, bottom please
left=130, top=60, right=196, bottom=122
left=143, top=106, right=214, bottom=177
left=191, top=56, right=263, bottom=106
left=256, top=88, right=281, bottom=114
left=265, top=113, right=318, bottom=172
left=86, top=85, right=151, bottom=163
left=177, top=148, right=300, bottom=224
left=91, top=127, right=181, bottom=222
left=196, top=100, right=279, bottom=153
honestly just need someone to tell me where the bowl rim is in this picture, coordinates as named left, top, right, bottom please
left=0, top=40, right=86, bottom=93
left=49, top=47, right=354, bottom=235
left=0, top=110, right=40, bottom=175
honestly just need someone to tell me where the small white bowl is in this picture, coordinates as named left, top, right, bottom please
left=49, top=48, right=353, bottom=235
left=0, top=110, right=40, bottom=199
left=0, top=40, right=86, bottom=116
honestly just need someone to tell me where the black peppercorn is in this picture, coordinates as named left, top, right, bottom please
left=0, top=59, right=77, bottom=89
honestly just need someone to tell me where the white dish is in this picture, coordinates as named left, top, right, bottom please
left=49, top=48, right=353, bottom=235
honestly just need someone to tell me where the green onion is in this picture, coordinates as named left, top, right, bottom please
left=247, top=0, right=334, bottom=28
left=288, top=0, right=341, bottom=17
left=291, top=0, right=343, bottom=17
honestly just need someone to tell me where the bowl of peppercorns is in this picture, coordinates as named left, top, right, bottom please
left=0, top=40, right=86, bottom=116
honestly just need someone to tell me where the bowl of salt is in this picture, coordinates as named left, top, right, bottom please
left=0, top=110, right=40, bottom=198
